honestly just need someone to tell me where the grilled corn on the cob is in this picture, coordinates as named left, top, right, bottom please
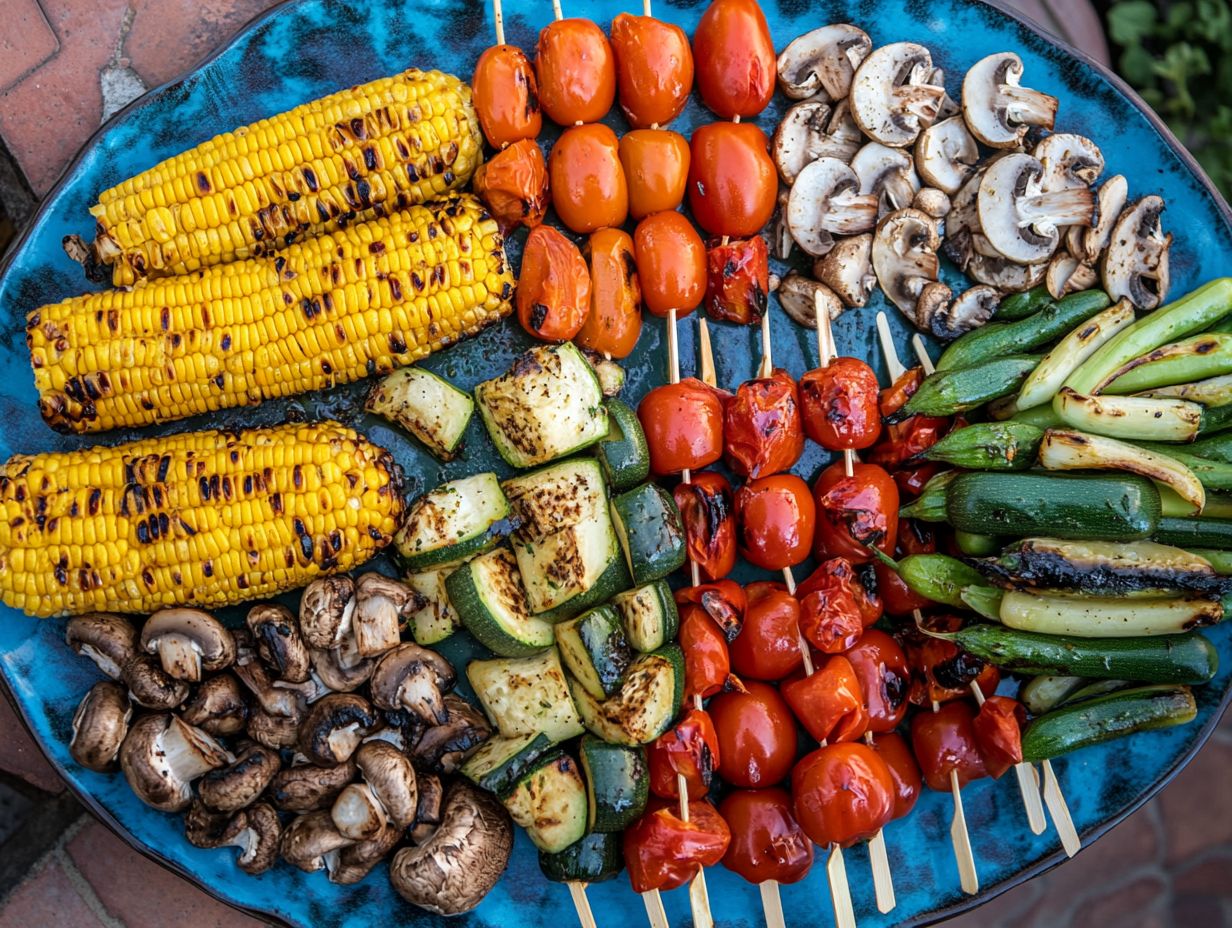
left=30, top=194, right=513, bottom=433
left=77, top=68, right=483, bottom=286
left=0, top=422, right=403, bottom=618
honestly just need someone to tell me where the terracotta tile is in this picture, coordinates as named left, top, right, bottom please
left=66, top=819, right=269, bottom=928
left=1068, top=874, right=1169, bottom=927
left=938, top=877, right=1041, bottom=927
left=125, top=0, right=279, bottom=88
left=0, top=0, right=58, bottom=92
left=1159, top=736, right=1232, bottom=866
left=0, top=857, right=105, bottom=928
left=0, top=695, right=65, bottom=794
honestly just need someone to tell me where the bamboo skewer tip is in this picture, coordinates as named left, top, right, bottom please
left=949, top=769, right=980, bottom=895
left=641, top=890, right=670, bottom=928
left=568, top=882, right=597, bottom=928
left=492, top=0, right=505, bottom=45
left=759, top=880, right=787, bottom=928
left=1043, top=760, right=1082, bottom=857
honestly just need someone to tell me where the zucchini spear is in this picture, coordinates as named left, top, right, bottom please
left=1053, top=388, right=1203, bottom=442
left=999, top=589, right=1223, bottom=637
left=1021, top=685, right=1198, bottom=762
left=1016, top=299, right=1136, bottom=411
left=1104, top=332, right=1232, bottom=395
left=890, top=356, right=1039, bottom=420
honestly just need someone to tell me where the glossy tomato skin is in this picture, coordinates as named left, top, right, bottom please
left=691, top=0, right=775, bottom=118
left=576, top=228, right=642, bottom=359
left=870, top=731, right=923, bottom=820
left=735, top=474, right=815, bottom=571
left=719, top=788, right=814, bottom=885
left=472, top=44, right=542, bottom=148
left=812, top=461, right=899, bottom=565
left=844, top=630, right=911, bottom=733
left=638, top=378, right=724, bottom=475
left=972, top=696, right=1026, bottom=779
left=610, top=14, right=694, bottom=128
left=799, top=357, right=883, bottom=451
left=911, top=700, right=989, bottom=792
left=705, top=236, right=769, bottom=325
left=549, top=123, right=628, bottom=234
left=710, top=680, right=798, bottom=788
left=675, top=580, right=746, bottom=640
left=673, top=473, right=737, bottom=582
left=792, top=742, right=895, bottom=848
left=623, top=801, right=731, bottom=893
left=620, top=129, right=690, bottom=220
left=473, top=138, right=549, bottom=232
left=516, top=224, right=590, bottom=341
left=782, top=655, right=868, bottom=745
left=633, top=211, right=706, bottom=317
left=873, top=518, right=936, bottom=616
left=796, top=557, right=882, bottom=627
left=647, top=708, right=720, bottom=799
left=723, top=370, right=805, bottom=479
left=687, top=122, right=777, bottom=238
left=796, top=559, right=863, bottom=654
left=535, top=19, right=616, bottom=125
left=679, top=604, right=730, bottom=700
left=729, top=582, right=803, bottom=682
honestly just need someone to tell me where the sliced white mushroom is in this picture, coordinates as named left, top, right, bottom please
left=772, top=100, right=830, bottom=185
left=776, top=24, right=872, bottom=100
left=813, top=233, right=876, bottom=308
left=772, top=190, right=794, bottom=260
left=871, top=207, right=943, bottom=325
left=823, top=100, right=865, bottom=163
left=787, top=158, right=880, bottom=256
left=1068, top=174, right=1129, bottom=264
left=851, top=142, right=921, bottom=216
left=927, top=285, right=1001, bottom=340
left=849, top=42, right=946, bottom=147
left=1046, top=252, right=1098, bottom=299
left=1101, top=195, right=1172, bottom=310
left=978, top=153, right=1096, bottom=264
left=915, top=116, right=979, bottom=195
left=962, top=52, right=1058, bottom=148
left=913, top=187, right=952, bottom=220
left=1034, top=134, right=1104, bottom=190
left=776, top=272, right=844, bottom=329
left=966, top=252, right=1048, bottom=291
left=929, top=67, right=961, bottom=120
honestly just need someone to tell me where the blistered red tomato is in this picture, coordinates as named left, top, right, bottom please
left=710, top=680, right=798, bottom=788
left=723, top=370, right=805, bottom=480
left=623, top=801, right=731, bottom=893
left=673, top=473, right=737, bottom=582
left=870, top=731, right=923, bottom=820
left=972, top=696, right=1026, bottom=780
left=647, top=708, right=720, bottom=799
left=729, top=582, right=802, bottom=682
left=679, top=604, right=731, bottom=700
left=899, top=616, right=1000, bottom=707
left=575, top=227, right=642, bottom=359
left=691, top=0, right=775, bottom=118
left=735, top=474, right=815, bottom=571
left=792, top=742, right=895, bottom=848
left=844, top=629, right=911, bottom=734
left=910, top=700, right=988, bottom=792
left=705, top=236, right=769, bottom=325
left=796, top=557, right=882, bottom=627
left=473, top=138, right=549, bottom=231
left=719, top=788, right=814, bottom=885
left=638, top=378, right=724, bottom=476
left=782, top=655, right=868, bottom=745
left=610, top=13, right=694, bottom=128
left=873, top=518, right=936, bottom=616
left=675, top=580, right=746, bottom=640
left=516, top=224, right=590, bottom=341
left=799, top=356, right=883, bottom=451
left=797, top=565, right=863, bottom=654
left=811, top=461, right=899, bottom=565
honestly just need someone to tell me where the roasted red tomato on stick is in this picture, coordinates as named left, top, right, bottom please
left=972, top=696, right=1027, bottom=780
left=610, top=13, right=694, bottom=128
left=516, top=224, right=589, bottom=341
left=710, top=680, right=798, bottom=789
left=844, top=629, right=912, bottom=734
left=675, top=579, right=746, bottom=639
left=910, top=700, right=989, bottom=792
left=729, top=582, right=803, bottom=682
left=472, top=42, right=542, bottom=148
left=812, top=460, right=899, bottom=564
left=549, top=123, right=628, bottom=234
left=473, top=138, right=549, bottom=231
left=679, top=604, right=731, bottom=700
left=535, top=18, right=616, bottom=125
left=624, top=801, right=731, bottom=893
left=719, top=787, right=814, bottom=885
left=792, top=742, right=896, bottom=848
left=620, top=129, right=691, bottom=219
left=647, top=708, right=721, bottom=799
left=575, top=227, right=642, bottom=359
left=796, top=561, right=864, bottom=654
left=723, top=369, right=805, bottom=479
left=796, top=556, right=882, bottom=627
left=735, top=474, right=815, bottom=571
left=638, top=378, right=724, bottom=476
left=705, top=236, right=769, bottom=325
left=782, top=655, right=868, bottom=745
left=691, top=0, right=776, bottom=118
left=633, top=210, right=707, bottom=318
left=687, top=122, right=777, bottom=238
left=799, top=355, right=883, bottom=451
left=870, top=731, right=923, bottom=820
left=673, top=474, right=738, bottom=582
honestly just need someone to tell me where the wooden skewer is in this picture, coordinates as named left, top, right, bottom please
left=967, top=681, right=1046, bottom=835
left=552, top=0, right=563, bottom=19
left=493, top=0, right=506, bottom=45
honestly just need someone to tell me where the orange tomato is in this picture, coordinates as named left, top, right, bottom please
left=691, top=0, right=775, bottom=119
left=548, top=123, right=628, bottom=234
left=472, top=139, right=549, bottom=231
left=516, top=225, right=590, bottom=341
left=633, top=211, right=706, bottom=317
left=535, top=19, right=616, bottom=126
left=472, top=44, right=542, bottom=148
left=687, top=122, right=777, bottom=237
left=638, top=378, right=725, bottom=475
left=575, top=228, right=642, bottom=359
left=610, top=13, right=694, bottom=128
left=734, top=474, right=815, bottom=571
left=619, top=129, right=690, bottom=220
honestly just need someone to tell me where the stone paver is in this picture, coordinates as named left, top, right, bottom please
left=0, top=857, right=106, bottom=928
left=0, top=696, right=64, bottom=795
left=0, top=0, right=57, bottom=92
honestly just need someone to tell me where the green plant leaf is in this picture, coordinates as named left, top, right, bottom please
left=1108, top=0, right=1160, bottom=44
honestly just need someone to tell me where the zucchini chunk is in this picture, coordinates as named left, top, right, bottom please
left=539, top=832, right=624, bottom=883
left=555, top=606, right=634, bottom=699
left=579, top=735, right=648, bottom=832
left=467, top=648, right=585, bottom=743
left=404, top=567, right=462, bottom=645
left=516, top=513, right=629, bottom=617
left=569, top=645, right=683, bottom=746
left=611, top=581, right=680, bottom=652
left=503, top=458, right=609, bottom=542
left=476, top=343, right=610, bottom=468
left=395, top=473, right=513, bottom=571
left=610, top=483, right=687, bottom=585
left=461, top=731, right=555, bottom=795
left=365, top=366, right=474, bottom=460
left=500, top=750, right=589, bottom=853
left=593, top=399, right=650, bottom=492
left=448, top=548, right=555, bottom=657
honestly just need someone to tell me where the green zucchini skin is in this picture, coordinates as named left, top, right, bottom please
left=1021, top=684, right=1198, bottom=762
left=539, top=832, right=624, bottom=883
left=594, top=399, right=651, bottom=492
left=946, top=624, right=1219, bottom=684
left=945, top=472, right=1161, bottom=541
left=612, top=581, right=680, bottom=652
left=461, top=732, right=555, bottom=796
left=899, top=470, right=957, bottom=522
left=579, top=736, right=649, bottom=832
left=555, top=606, right=634, bottom=700
left=894, top=356, right=1039, bottom=420
left=611, top=484, right=687, bottom=585
left=953, top=530, right=1000, bottom=556
left=994, top=285, right=1053, bottom=321
left=1154, top=516, right=1232, bottom=549
left=921, top=422, right=1043, bottom=470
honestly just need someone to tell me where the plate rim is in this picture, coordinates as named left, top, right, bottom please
left=0, top=0, right=1229, bottom=925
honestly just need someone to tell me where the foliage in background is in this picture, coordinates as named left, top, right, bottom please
left=1104, top=0, right=1232, bottom=196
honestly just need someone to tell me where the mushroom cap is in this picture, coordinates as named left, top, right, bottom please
left=329, top=823, right=402, bottom=885
left=310, top=646, right=374, bottom=693
left=913, top=281, right=954, bottom=332
left=776, top=272, right=844, bottom=329
left=1034, top=133, right=1104, bottom=190
left=966, top=252, right=1048, bottom=291
left=280, top=811, right=355, bottom=873
left=298, top=693, right=378, bottom=766
left=198, top=742, right=282, bottom=813
left=978, top=153, right=1094, bottom=264
left=70, top=681, right=131, bottom=772
left=389, top=782, right=513, bottom=916
left=121, top=654, right=189, bottom=710
left=268, top=759, right=358, bottom=813
left=246, top=705, right=303, bottom=750
left=185, top=798, right=234, bottom=849
left=776, top=23, right=871, bottom=101
left=222, top=802, right=282, bottom=875
left=353, top=573, right=422, bottom=659
left=120, top=714, right=230, bottom=812
left=409, top=772, right=445, bottom=845
left=247, top=603, right=310, bottom=684
left=851, top=142, right=921, bottom=214
left=915, top=116, right=979, bottom=195
left=300, top=576, right=356, bottom=650
left=962, top=51, right=1058, bottom=148
left=913, top=187, right=952, bottom=220
left=140, top=608, right=236, bottom=682
left=355, top=740, right=419, bottom=829
left=65, top=613, right=137, bottom=680
left=871, top=207, right=943, bottom=319
left=410, top=695, right=493, bottom=775
left=849, top=42, right=943, bottom=147
left=181, top=673, right=249, bottom=738
left=1101, top=195, right=1172, bottom=310
left=771, top=100, right=830, bottom=185
left=369, top=643, right=456, bottom=725
left=1072, top=174, right=1129, bottom=264
left=813, top=233, right=876, bottom=309
left=787, top=158, right=878, bottom=256
left=928, top=285, right=1000, bottom=340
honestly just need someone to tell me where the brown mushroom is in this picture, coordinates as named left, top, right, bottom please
left=185, top=799, right=234, bottom=849
left=70, top=681, right=131, bottom=772
left=813, top=234, right=876, bottom=309
left=218, top=802, right=282, bottom=875
left=181, top=673, right=248, bottom=737
left=409, top=695, right=493, bottom=774
left=353, top=574, right=421, bottom=658
left=280, top=811, right=355, bottom=873
left=246, top=706, right=303, bottom=750
left=775, top=272, right=844, bottom=330
left=122, top=655, right=189, bottom=710
left=369, top=643, right=456, bottom=726
left=246, top=603, right=310, bottom=683
left=849, top=42, right=946, bottom=148
left=198, top=742, right=282, bottom=813
left=1101, top=195, right=1172, bottom=310
left=268, top=759, right=358, bottom=813
left=120, top=714, right=231, bottom=812
left=409, top=772, right=445, bottom=845
left=309, top=645, right=374, bottom=693
left=298, top=693, right=378, bottom=766
left=328, top=823, right=402, bottom=885
left=139, top=608, right=236, bottom=683
left=330, top=741, right=418, bottom=840
left=299, top=576, right=356, bottom=650
left=65, top=613, right=137, bottom=680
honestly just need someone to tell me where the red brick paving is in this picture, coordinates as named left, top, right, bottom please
left=0, top=696, right=64, bottom=795
left=0, top=0, right=58, bottom=93
left=0, top=857, right=106, bottom=928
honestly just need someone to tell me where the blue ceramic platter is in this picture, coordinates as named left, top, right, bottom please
left=1, top=0, right=1230, bottom=925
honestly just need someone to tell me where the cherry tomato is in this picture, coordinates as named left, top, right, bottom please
left=873, top=519, right=936, bottom=616
left=647, top=708, right=720, bottom=799
left=516, top=224, right=590, bottom=341
left=894, top=463, right=943, bottom=500
left=812, top=461, right=899, bottom=565
left=619, top=129, right=690, bottom=220
left=624, top=801, right=731, bottom=893
left=782, top=655, right=868, bottom=745
left=679, top=604, right=730, bottom=700
left=638, top=378, right=724, bottom=475
left=799, top=357, right=883, bottom=451
left=633, top=211, right=706, bottom=317
left=879, top=368, right=925, bottom=417
left=796, top=557, right=882, bottom=627
left=687, top=122, right=777, bottom=238
left=549, top=123, right=628, bottom=234
left=735, top=474, right=815, bottom=571
left=723, top=370, right=805, bottom=479
left=710, top=680, right=798, bottom=788
left=729, top=582, right=802, bottom=682
left=535, top=19, right=616, bottom=126
left=972, top=696, right=1026, bottom=780
left=610, top=14, right=694, bottom=128
left=899, top=616, right=1000, bottom=707
left=675, top=579, right=746, bottom=640
left=472, top=44, right=542, bottom=148
left=792, top=742, right=895, bottom=848
left=910, top=700, right=988, bottom=792
left=844, top=630, right=911, bottom=733
left=797, top=575, right=863, bottom=654
left=473, top=138, right=549, bottom=232
left=870, top=731, right=923, bottom=820
left=704, top=235, right=768, bottom=325
left=868, top=415, right=949, bottom=470
left=673, top=474, right=737, bottom=582
left=575, top=228, right=642, bottom=359
left=691, top=0, right=775, bottom=118
left=719, top=788, right=814, bottom=885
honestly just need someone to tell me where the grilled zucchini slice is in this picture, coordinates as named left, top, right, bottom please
left=461, top=732, right=555, bottom=796
left=593, top=399, right=650, bottom=492
left=610, top=483, right=687, bottom=585
left=365, top=366, right=474, bottom=460
left=447, top=547, right=554, bottom=657
left=611, top=581, right=680, bottom=653
left=579, top=735, right=648, bottom=832
left=467, top=648, right=585, bottom=743
left=404, top=566, right=462, bottom=645
left=500, top=751, right=589, bottom=853
left=395, top=473, right=512, bottom=571
left=569, top=646, right=684, bottom=746
left=555, top=605, right=633, bottom=699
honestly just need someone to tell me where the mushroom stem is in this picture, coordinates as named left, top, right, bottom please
left=163, top=717, right=234, bottom=782
left=1000, top=83, right=1059, bottom=127
left=1018, top=187, right=1096, bottom=230
left=893, top=82, right=945, bottom=121
left=153, top=633, right=204, bottom=683
left=827, top=192, right=881, bottom=234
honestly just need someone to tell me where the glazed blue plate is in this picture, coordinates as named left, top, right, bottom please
left=1, top=0, right=1229, bottom=925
